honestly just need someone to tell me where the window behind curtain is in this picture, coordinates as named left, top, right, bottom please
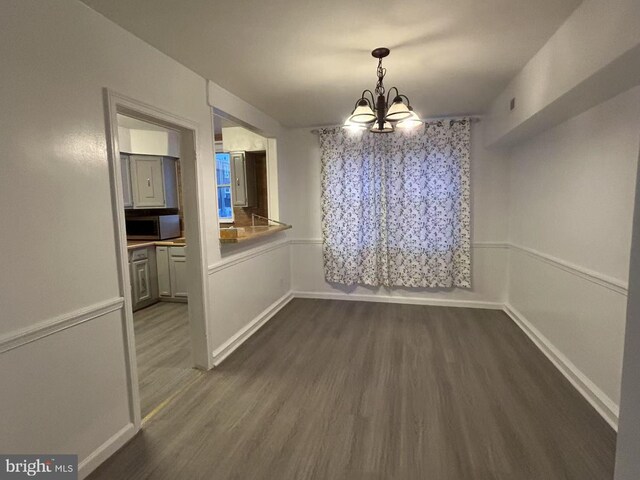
left=319, top=120, right=471, bottom=288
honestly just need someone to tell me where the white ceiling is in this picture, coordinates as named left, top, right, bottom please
left=83, top=0, right=582, bottom=127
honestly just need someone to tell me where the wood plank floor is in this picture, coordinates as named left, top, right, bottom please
left=91, top=299, right=616, bottom=479
left=133, top=302, right=201, bottom=418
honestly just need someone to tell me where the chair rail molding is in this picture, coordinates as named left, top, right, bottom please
left=0, top=297, right=125, bottom=355
left=510, top=243, right=628, bottom=295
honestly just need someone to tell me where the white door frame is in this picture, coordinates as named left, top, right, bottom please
left=103, top=88, right=212, bottom=431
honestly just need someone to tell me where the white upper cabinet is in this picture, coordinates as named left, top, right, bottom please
left=128, top=155, right=178, bottom=209
left=130, top=155, right=165, bottom=208
left=230, top=151, right=257, bottom=208
left=120, top=154, right=133, bottom=209
left=162, top=157, right=178, bottom=209
left=231, top=152, right=247, bottom=207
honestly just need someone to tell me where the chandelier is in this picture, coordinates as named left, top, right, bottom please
left=344, top=47, right=422, bottom=133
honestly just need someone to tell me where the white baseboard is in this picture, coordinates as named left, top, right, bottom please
left=503, top=303, right=619, bottom=430
left=211, top=291, right=294, bottom=366
left=293, top=290, right=503, bottom=310
left=78, top=422, right=137, bottom=479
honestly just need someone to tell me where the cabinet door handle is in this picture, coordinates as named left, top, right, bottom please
left=147, top=178, right=151, bottom=187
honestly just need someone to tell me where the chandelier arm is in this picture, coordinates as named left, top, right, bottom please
left=385, top=86, right=400, bottom=108
left=398, top=94, right=412, bottom=107
left=361, top=90, right=376, bottom=108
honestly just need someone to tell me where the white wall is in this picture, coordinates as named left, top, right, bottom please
left=221, top=126, right=267, bottom=152
left=118, top=126, right=181, bottom=157
left=279, top=122, right=510, bottom=307
left=614, top=136, right=640, bottom=479
left=505, top=86, right=640, bottom=427
left=485, top=0, right=640, bottom=147
left=0, top=1, right=291, bottom=477
left=206, top=82, right=290, bottom=356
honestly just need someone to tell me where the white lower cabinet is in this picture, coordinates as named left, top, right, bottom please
left=156, top=246, right=171, bottom=297
left=129, top=246, right=158, bottom=311
left=156, top=245, right=188, bottom=301
left=170, top=255, right=188, bottom=298
left=132, top=259, right=151, bottom=304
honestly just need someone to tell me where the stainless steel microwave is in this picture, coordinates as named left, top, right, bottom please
left=125, top=214, right=180, bottom=240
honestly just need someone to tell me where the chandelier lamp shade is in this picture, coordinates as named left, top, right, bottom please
left=345, top=47, right=422, bottom=133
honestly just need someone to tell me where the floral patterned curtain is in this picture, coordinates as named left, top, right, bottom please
left=319, top=119, right=471, bottom=288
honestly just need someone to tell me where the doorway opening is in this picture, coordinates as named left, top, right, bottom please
left=104, top=90, right=210, bottom=430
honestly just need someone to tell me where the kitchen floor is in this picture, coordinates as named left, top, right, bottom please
left=133, top=302, right=201, bottom=418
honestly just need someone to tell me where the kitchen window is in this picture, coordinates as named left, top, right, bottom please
left=215, top=152, right=233, bottom=222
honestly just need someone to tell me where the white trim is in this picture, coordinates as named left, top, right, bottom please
left=510, top=243, right=628, bottom=295
left=78, top=423, right=137, bottom=480
left=472, top=241, right=510, bottom=249
left=503, top=303, right=619, bottom=430
left=212, top=291, right=294, bottom=365
left=103, top=88, right=215, bottom=445
left=208, top=238, right=290, bottom=275
left=293, top=291, right=503, bottom=310
left=290, top=238, right=322, bottom=245
left=0, top=297, right=124, bottom=354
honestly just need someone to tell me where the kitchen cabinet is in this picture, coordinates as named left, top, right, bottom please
left=128, top=155, right=178, bottom=209
left=129, top=246, right=159, bottom=311
left=231, top=152, right=247, bottom=207
left=132, top=259, right=151, bottom=305
left=121, top=154, right=133, bottom=209
left=156, top=246, right=171, bottom=297
left=169, top=247, right=188, bottom=298
left=130, top=155, right=164, bottom=207
left=156, top=245, right=188, bottom=301
left=230, top=151, right=256, bottom=208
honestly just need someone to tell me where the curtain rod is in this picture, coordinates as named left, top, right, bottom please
left=309, top=116, right=481, bottom=134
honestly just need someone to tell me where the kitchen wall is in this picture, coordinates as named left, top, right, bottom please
left=279, top=122, right=510, bottom=307
left=0, top=1, right=291, bottom=477
left=118, top=125, right=181, bottom=158
left=222, top=126, right=268, bottom=152
left=504, top=86, right=640, bottom=427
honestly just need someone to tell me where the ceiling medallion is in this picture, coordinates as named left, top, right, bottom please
left=344, top=47, right=422, bottom=133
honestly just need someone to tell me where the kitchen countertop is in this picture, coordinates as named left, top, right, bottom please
left=127, top=238, right=186, bottom=250
left=219, top=224, right=291, bottom=243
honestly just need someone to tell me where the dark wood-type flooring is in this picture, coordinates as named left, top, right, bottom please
left=133, top=302, right=201, bottom=418
left=91, top=299, right=616, bottom=479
